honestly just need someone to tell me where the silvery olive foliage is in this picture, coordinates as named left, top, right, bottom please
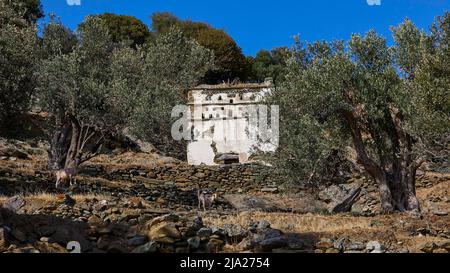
left=37, top=16, right=124, bottom=132
left=392, top=14, right=449, bottom=168
left=36, top=16, right=213, bottom=166
left=116, top=27, right=215, bottom=157
left=0, top=0, right=38, bottom=125
left=266, top=38, right=354, bottom=184
left=267, top=14, right=449, bottom=212
left=40, top=15, right=77, bottom=59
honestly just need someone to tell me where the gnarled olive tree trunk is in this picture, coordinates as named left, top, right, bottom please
left=341, top=90, right=421, bottom=213
left=48, top=113, right=104, bottom=171
left=48, top=112, right=71, bottom=171
left=387, top=105, right=421, bottom=212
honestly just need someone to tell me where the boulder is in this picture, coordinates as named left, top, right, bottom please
left=185, top=216, right=204, bottom=235
left=148, top=222, right=181, bottom=243
left=211, top=226, right=227, bottom=237
left=237, top=238, right=254, bottom=251
left=147, top=214, right=180, bottom=228
left=197, top=227, right=212, bottom=239
left=333, top=237, right=350, bottom=252
left=318, top=185, right=347, bottom=202
left=257, top=220, right=271, bottom=230
left=194, top=172, right=207, bottom=179
left=132, top=241, right=158, bottom=253
left=315, top=239, right=334, bottom=250
left=35, top=242, right=68, bottom=253
left=121, top=129, right=156, bottom=154
left=127, top=236, right=147, bottom=246
left=206, top=238, right=225, bottom=253
left=2, top=196, right=26, bottom=213
left=223, top=224, right=249, bottom=242
left=420, top=242, right=437, bottom=253
left=244, top=227, right=287, bottom=252
left=435, top=240, right=450, bottom=251
left=345, top=242, right=366, bottom=251
left=366, top=241, right=386, bottom=253
left=256, top=236, right=288, bottom=252
left=187, top=236, right=201, bottom=249
left=329, top=187, right=362, bottom=213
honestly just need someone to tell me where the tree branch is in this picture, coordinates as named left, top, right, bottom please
left=80, top=128, right=96, bottom=152
left=79, top=134, right=105, bottom=164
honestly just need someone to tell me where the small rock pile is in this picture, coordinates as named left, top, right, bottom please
left=314, top=238, right=391, bottom=253
left=318, top=175, right=381, bottom=216
left=419, top=240, right=450, bottom=253
left=134, top=216, right=314, bottom=253
left=0, top=197, right=314, bottom=254
left=133, top=214, right=226, bottom=253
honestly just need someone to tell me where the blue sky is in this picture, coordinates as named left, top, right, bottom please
left=40, top=0, right=450, bottom=56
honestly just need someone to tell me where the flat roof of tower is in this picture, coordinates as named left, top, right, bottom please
left=190, top=79, right=275, bottom=91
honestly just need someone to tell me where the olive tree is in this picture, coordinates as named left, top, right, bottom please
left=268, top=15, right=449, bottom=213
left=37, top=17, right=123, bottom=169
left=393, top=14, right=450, bottom=169
left=117, top=27, right=215, bottom=158
left=40, top=16, right=78, bottom=59
left=37, top=16, right=214, bottom=170
left=0, top=0, right=38, bottom=126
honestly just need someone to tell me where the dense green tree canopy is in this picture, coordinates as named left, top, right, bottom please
left=36, top=16, right=214, bottom=168
left=20, top=0, right=43, bottom=22
left=247, top=47, right=290, bottom=83
left=0, top=0, right=38, bottom=125
left=40, top=16, right=78, bottom=59
left=151, top=12, right=248, bottom=84
left=2, top=0, right=44, bottom=23
left=95, top=13, right=151, bottom=47
left=119, top=26, right=215, bottom=158
left=37, top=17, right=129, bottom=170
left=267, top=14, right=449, bottom=213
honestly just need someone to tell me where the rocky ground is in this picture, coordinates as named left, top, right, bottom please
left=0, top=137, right=449, bottom=253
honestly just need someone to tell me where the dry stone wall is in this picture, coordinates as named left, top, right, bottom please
left=103, top=163, right=279, bottom=194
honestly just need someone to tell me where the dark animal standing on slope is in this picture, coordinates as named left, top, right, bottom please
left=55, top=167, right=78, bottom=189
left=197, top=190, right=218, bottom=211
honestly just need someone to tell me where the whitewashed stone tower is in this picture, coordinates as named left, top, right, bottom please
left=186, top=78, right=277, bottom=165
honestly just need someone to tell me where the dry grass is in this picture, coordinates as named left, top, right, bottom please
left=88, top=151, right=180, bottom=171
left=0, top=149, right=180, bottom=177
left=204, top=178, right=450, bottom=237
left=0, top=192, right=111, bottom=207
left=204, top=211, right=376, bottom=234
left=417, top=179, right=450, bottom=213
left=203, top=210, right=450, bottom=252
left=0, top=155, right=48, bottom=176
left=417, top=180, right=450, bottom=199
